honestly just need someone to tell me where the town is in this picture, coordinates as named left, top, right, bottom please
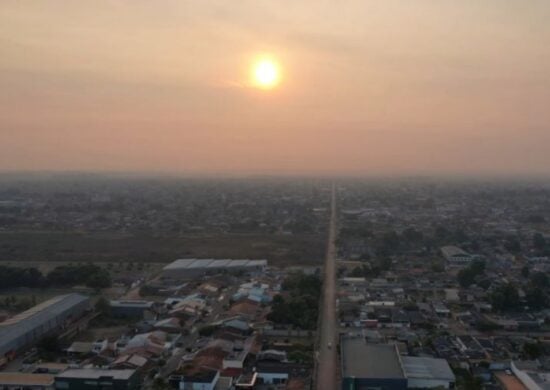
left=0, top=176, right=549, bottom=390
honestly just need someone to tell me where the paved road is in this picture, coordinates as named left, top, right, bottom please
left=316, top=184, right=338, bottom=390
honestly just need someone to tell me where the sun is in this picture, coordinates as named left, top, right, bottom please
left=252, top=57, right=280, bottom=89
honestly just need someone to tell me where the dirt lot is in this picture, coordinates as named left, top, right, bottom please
left=0, top=231, right=325, bottom=266
left=76, top=325, right=130, bottom=343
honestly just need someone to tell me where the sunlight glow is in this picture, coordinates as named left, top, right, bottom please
left=252, top=57, right=280, bottom=89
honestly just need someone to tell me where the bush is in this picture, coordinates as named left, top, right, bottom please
left=268, top=272, right=321, bottom=330
left=198, top=325, right=217, bottom=337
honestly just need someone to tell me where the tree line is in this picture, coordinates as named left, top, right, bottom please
left=0, top=264, right=111, bottom=289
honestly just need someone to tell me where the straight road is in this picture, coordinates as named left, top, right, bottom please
left=316, top=184, right=338, bottom=390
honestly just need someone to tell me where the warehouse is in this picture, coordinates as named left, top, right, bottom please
left=0, top=294, right=90, bottom=358
left=162, top=258, right=268, bottom=279
left=341, top=338, right=407, bottom=390
left=340, top=337, right=455, bottom=390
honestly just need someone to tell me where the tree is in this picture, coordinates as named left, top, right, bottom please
left=523, top=342, right=543, bottom=359
left=504, top=236, right=521, bottom=253
left=434, top=225, right=450, bottom=242
left=95, top=297, right=111, bottom=316
left=378, top=257, right=392, bottom=271
left=526, top=215, right=546, bottom=224
left=531, top=272, right=549, bottom=288
left=453, top=228, right=469, bottom=243
left=431, top=263, right=444, bottom=273
left=86, top=269, right=111, bottom=289
left=0, top=265, right=45, bottom=289
left=457, top=268, right=476, bottom=288
left=525, top=287, right=548, bottom=310
left=38, top=335, right=60, bottom=353
left=139, top=285, right=156, bottom=297
left=403, top=227, right=423, bottom=243
left=152, top=377, right=170, bottom=390
left=268, top=272, right=321, bottom=330
left=457, top=260, right=485, bottom=288
left=459, top=373, right=483, bottom=390
left=374, top=230, right=400, bottom=256
left=198, top=325, right=217, bottom=337
left=470, top=260, right=485, bottom=274
left=490, top=283, right=520, bottom=312
left=533, top=233, right=546, bottom=251
left=47, top=264, right=111, bottom=288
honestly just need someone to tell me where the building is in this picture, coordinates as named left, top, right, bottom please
left=341, top=339, right=407, bottom=390
left=172, top=369, right=220, bottom=390
left=109, top=300, right=155, bottom=319
left=495, top=371, right=528, bottom=390
left=163, top=258, right=268, bottom=279
left=0, top=294, right=90, bottom=358
left=511, top=361, right=550, bottom=390
left=0, top=372, right=54, bottom=390
left=341, top=338, right=455, bottom=390
left=401, top=357, right=455, bottom=389
left=441, top=246, right=473, bottom=268
left=256, top=367, right=289, bottom=386
left=54, top=369, right=139, bottom=390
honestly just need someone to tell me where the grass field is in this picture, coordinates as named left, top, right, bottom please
left=0, top=231, right=325, bottom=266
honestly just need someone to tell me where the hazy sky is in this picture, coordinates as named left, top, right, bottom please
left=1, top=1, right=549, bottom=175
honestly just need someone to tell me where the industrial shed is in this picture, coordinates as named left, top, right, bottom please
left=0, top=293, right=90, bottom=357
left=162, top=258, right=267, bottom=279
left=340, top=337, right=455, bottom=390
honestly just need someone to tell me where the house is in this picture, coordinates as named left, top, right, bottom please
left=153, top=317, right=182, bottom=333
left=109, top=300, right=155, bottom=319
left=220, top=319, right=251, bottom=336
left=122, top=331, right=167, bottom=358
left=432, top=302, right=451, bottom=317
left=229, top=301, right=260, bottom=320
left=66, top=342, right=93, bottom=357
left=111, top=354, right=149, bottom=370
left=255, top=363, right=290, bottom=386
left=257, top=350, right=287, bottom=363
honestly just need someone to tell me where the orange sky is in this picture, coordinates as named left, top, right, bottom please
left=1, top=1, right=549, bottom=175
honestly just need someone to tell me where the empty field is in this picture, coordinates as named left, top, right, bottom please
left=0, top=231, right=325, bottom=266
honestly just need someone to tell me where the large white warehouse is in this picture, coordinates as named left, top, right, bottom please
left=162, top=258, right=267, bottom=279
